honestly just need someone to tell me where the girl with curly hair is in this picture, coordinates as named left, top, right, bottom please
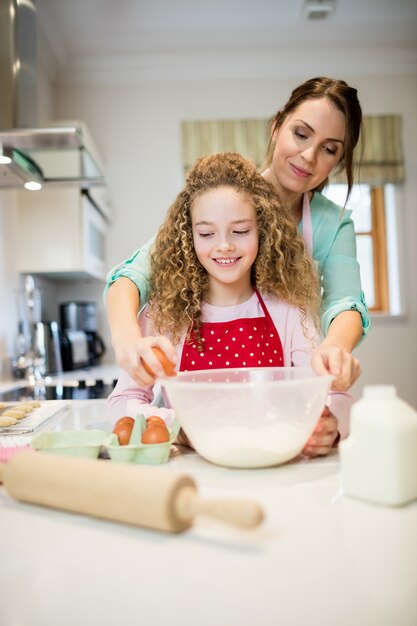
left=108, top=152, right=352, bottom=457
left=106, top=77, right=367, bottom=393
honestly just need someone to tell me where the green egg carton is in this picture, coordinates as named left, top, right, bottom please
left=32, top=430, right=112, bottom=459
left=107, top=414, right=180, bottom=465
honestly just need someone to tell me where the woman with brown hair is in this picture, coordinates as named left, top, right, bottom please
left=105, top=77, right=370, bottom=391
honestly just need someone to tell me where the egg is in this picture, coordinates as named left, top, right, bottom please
left=146, top=415, right=166, bottom=427
left=142, top=424, right=170, bottom=444
left=142, top=347, right=176, bottom=377
left=112, top=416, right=135, bottom=445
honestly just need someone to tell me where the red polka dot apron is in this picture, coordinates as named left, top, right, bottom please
left=179, top=290, right=284, bottom=372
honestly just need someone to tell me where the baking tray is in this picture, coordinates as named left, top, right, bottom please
left=0, top=401, right=69, bottom=435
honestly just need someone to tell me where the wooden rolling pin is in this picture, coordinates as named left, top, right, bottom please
left=0, top=452, right=264, bottom=532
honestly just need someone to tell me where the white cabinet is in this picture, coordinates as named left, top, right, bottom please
left=16, top=186, right=111, bottom=280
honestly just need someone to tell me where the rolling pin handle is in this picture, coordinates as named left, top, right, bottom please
left=175, top=486, right=264, bottom=529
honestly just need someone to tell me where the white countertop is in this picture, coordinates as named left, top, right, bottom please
left=0, top=400, right=416, bottom=626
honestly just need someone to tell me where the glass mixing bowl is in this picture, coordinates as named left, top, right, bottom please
left=161, top=367, right=333, bottom=468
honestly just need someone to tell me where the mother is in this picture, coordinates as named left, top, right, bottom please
left=105, top=76, right=370, bottom=390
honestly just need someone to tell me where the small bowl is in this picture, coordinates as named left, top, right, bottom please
left=161, top=367, right=333, bottom=469
left=32, top=430, right=110, bottom=459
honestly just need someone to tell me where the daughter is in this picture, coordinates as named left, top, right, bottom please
left=107, top=153, right=352, bottom=457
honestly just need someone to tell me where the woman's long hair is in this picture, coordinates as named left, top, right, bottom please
left=149, top=152, right=320, bottom=346
left=265, top=76, right=363, bottom=203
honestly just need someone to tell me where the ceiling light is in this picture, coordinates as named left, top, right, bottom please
left=0, top=143, right=12, bottom=164
left=24, top=181, right=42, bottom=191
left=303, top=0, right=336, bottom=20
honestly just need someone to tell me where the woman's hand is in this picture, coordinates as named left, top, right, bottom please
left=302, top=406, right=339, bottom=457
left=113, top=326, right=177, bottom=387
left=311, top=344, right=361, bottom=391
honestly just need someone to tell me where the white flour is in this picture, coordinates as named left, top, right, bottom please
left=190, top=422, right=311, bottom=468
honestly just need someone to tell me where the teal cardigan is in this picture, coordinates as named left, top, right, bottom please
left=105, top=191, right=371, bottom=338
left=308, top=192, right=370, bottom=337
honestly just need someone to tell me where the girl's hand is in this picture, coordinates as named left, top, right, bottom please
left=302, top=406, right=339, bottom=457
left=311, top=344, right=361, bottom=391
left=112, top=327, right=177, bottom=387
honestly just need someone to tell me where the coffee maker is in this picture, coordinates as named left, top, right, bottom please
left=60, top=302, right=106, bottom=369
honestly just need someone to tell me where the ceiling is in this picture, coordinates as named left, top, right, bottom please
left=36, top=0, right=417, bottom=81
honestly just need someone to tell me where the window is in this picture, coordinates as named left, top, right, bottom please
left=324, top=183, right=400, bottom=314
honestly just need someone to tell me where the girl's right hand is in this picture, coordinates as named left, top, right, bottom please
left=112, top=326, right=177, bottom=387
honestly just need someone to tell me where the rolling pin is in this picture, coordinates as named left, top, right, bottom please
left=0, top=452, right=264, bottom=532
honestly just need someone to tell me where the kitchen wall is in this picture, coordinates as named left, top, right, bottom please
left=1, top=45, right=416, bottom=407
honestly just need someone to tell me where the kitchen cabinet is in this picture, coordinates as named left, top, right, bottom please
left=16, top=185, right=111, bottom=280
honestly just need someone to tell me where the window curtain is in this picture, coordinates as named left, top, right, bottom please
left=331, top=115, right=405, bottom=185
left=181, top=115, right=404, bottom=184
left=181, top=119, right=270, bottom=172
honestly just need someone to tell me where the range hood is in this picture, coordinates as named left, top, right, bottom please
left=0, top=0, right=106, bottom=189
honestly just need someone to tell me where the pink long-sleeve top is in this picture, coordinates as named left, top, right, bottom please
left=107, top=292, right=352, bottom=438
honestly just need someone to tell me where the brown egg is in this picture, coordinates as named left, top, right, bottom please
left=142, top=424, right=170, bottom=444
left=112, top=416, right=135, bottom=445
left=146, top=415, right=166, bottom=427
left=116, top=416, right=135, bottom=426
left=142, top=347, right=176, bottom=377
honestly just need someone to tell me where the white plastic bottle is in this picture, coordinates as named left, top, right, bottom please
left=339, top=385, right=417, bottom=506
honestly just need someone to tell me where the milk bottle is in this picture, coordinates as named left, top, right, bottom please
left=339, top=385, right=417, bottom=506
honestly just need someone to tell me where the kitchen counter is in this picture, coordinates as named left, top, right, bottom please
left=0, top=400, right=416, bottom=626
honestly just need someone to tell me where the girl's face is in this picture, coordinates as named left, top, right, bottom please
left=269, top=97, right=346, bottom=197
left=191, top=186, right=259, bottom=302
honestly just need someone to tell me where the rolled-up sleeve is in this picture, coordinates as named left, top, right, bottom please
left=103, top=235, right=155, bottom=307
left=319, top=215, right=371, bottom=339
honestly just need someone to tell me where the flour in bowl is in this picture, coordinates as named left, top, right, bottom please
left=190, top=422, right=311, bottom=468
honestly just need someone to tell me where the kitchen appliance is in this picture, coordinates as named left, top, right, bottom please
left=60, top=330, right=90, bottom=371
left=0, top=0, right=106, bottom=189
left=0, top=453, right=263, bottom=532
left=13, top=277, right=43, bottom=379
left=60, top=302, right=106, bottom=368
left=13, top=276, right=62, bottom=377
left=33, top=321, right=63, bottom=375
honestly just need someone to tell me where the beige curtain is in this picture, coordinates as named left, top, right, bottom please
left=181, top=115, right=404, bottom=184
left=181, top=119, right=270, bottom=172
left=331, top=115, right=404, bottom=184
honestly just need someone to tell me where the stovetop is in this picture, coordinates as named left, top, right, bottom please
left=0, top=379, right=117, bottom=402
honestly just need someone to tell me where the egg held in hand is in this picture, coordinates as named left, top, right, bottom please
left=142, top=347, right=176, bottom=377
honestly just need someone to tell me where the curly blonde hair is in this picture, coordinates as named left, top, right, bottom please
left=149, top=152, right=320, bottom=346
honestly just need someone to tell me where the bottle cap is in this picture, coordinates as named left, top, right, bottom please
left=363, top=385, right=397, bottom=399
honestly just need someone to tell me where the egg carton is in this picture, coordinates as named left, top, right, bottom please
left=0, top=401, right=69, bottom=437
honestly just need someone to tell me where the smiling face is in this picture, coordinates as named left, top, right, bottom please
left=191, top=185, right=259, bottom=304
left=267, top=97, right=346, bottom=200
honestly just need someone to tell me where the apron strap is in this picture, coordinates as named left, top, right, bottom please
left=254, top=289, right=275, bottom=324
